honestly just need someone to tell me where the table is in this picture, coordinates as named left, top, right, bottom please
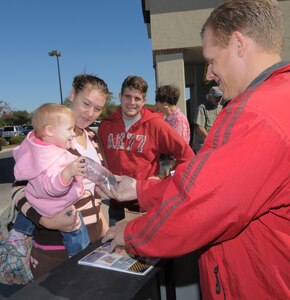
left=9, top=240, right=174, bottom=300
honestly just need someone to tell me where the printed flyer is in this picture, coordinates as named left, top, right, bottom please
left=78, top=242, right=158, bottom=276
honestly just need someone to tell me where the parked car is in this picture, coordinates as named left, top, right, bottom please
left=21, top=125, right=33, bottom=136
left=89, top=120, right=101, bottom=132
left=2, top=126, right=24, bottom=139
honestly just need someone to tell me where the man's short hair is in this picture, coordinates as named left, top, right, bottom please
left=121, top=76, right=148, bottom=97
left=201, top=0, right=284, bottom=54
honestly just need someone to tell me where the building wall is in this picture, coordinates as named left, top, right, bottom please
left=280, top=1, right=290, bottom=60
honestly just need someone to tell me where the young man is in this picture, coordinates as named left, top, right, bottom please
left=101, top=1, right=290, bottom=299
left=98, top=76, right=194, bottom=224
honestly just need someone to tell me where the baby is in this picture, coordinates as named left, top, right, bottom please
left=13, top=103, right=89, bottom=256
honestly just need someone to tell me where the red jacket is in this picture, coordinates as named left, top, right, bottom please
left=124, top=63, right=290, bottom=299
left=98, top=107, right=194, bottom=179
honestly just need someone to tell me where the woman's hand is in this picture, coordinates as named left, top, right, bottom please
left=95, top=175, right=137, bottom=201
left=39, top=205, right=81, bottom=232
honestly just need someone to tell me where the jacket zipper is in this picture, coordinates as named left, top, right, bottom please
left=214, top=265, right=226, bottom=299
left=214, top=265, right=221, bottom=294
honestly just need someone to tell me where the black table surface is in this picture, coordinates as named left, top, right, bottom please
left=9, top=240, right=162, bottom=300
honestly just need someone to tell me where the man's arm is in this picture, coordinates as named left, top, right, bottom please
left=195, top=124, right=208, bottom=139
left=157, top=119, right=195, bottom=166
left=120, top=110, right=288, bottom=258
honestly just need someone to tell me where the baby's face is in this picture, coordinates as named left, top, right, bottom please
left=52, top=114, right=76, bottom=149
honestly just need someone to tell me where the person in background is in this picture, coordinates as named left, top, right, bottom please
left=192, top=86, right=223, bottom=152
left=13, top=103, right=89, bottom=257
left=12, top=74, right=112, bottom=279
left=155, top=84, right=191, bottom=177
left=98, top=75, right=194, bottom=225
left=100, top=1, right=290, bottom=299
left=155, top=85, right=190, bottom=144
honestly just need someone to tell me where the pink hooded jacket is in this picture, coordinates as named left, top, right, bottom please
left=13, top=131, right=84, bottom=217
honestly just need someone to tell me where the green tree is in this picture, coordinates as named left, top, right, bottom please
left=0, top=100, right=12, bottom=117
left=0, top=114, right=16, bottom=126
left=100, top=102, right=118, bottom=118
left=13, top=110, right=32, bottom=125
left=0, top=110, right=31, bottom=126
left=63, top=97, right=71, bottom=107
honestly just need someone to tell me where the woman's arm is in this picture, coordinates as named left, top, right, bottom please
left=39, top=206, right=80, bottom=232
left=12, top=181, right=80, bottom=232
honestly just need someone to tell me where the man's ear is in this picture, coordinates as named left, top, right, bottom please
left=231, top=31, right=247, bottom=57
left=119, top=92, right=122, bottom=102
left=44, top=125, right=54, bottom=137
left=141, top=95, right=147, bottom=107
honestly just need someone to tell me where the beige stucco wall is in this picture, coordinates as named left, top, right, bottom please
left=280, top=1, right=290, bottom=60
left=146, top=0, right=222, bottom=50
left=150, top=10, right=208, bottom=50
left=155, top=53, right=186, bottom=112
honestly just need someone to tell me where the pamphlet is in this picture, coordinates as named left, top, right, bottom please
left=78, top=242, right=158, bottom=276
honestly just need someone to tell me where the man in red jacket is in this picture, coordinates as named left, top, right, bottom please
left=101, top=1, right=290, bottom=299
left=98, top=75, right=194, bottom=225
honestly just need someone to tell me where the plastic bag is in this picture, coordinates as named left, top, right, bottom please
left=83, top=156, right=117, bottom=190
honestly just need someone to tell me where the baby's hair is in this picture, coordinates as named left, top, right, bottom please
left=32, top=103, right=75, bottom=137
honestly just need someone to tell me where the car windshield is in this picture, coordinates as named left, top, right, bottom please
left=4, top=127, right=14, bottom=131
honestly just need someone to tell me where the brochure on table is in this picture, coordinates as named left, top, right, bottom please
left=78, top=242, right=158, bottom=276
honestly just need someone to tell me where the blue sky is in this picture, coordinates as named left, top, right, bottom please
left=0, top=0, right=155, bottom=113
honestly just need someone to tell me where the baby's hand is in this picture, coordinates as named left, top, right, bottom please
left=61, top=157, right=87, bottom=183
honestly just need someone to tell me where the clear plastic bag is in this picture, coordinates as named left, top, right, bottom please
left=83, top=156, right=117, bottom=190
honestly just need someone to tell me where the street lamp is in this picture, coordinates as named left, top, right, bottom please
left=48, top=50, right=63, bottom=105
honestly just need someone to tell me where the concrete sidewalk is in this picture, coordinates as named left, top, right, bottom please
left=0, top=147, right=16, bottom=234
left=0, top=183, right=13, bottom=215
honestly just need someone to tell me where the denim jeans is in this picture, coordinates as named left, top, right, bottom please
left=14, top=211, right=89, bottom=257
left=13, top=212, right=35, bottom=236
left=61, top=212, right=90, bottom=256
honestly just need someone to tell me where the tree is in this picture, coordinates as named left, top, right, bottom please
left=100, top=102, right=118, bottom=118
left=13, top=110, right=32, bottom=125
left=63, top=97, right=71, bottom=107
left=0, top=109, right=31, bottom=126
left=0, top=100, right=12, bottom=117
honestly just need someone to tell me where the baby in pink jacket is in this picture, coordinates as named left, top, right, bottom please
left=13, top=103, right=89, bottom=256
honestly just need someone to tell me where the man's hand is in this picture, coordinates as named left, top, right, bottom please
left=102, top=220, right=128, bottom=252
left=95, top=175, right=137, bottom=201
